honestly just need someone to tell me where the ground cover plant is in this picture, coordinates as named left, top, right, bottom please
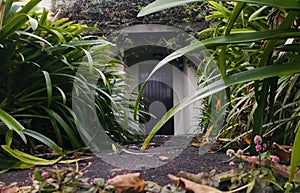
left=0, top=0, right=139, bottom=172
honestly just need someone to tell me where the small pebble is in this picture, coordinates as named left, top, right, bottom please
left=159, top=156, right=169, bottom=161
left=128, top=145, right=139, bottom=150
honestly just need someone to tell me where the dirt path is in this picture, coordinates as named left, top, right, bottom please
left=0, top=145, right=231, bottom=186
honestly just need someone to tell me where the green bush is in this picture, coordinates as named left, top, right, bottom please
left=0, top=0, right=139, bottom=172
left=137, top=0, right=300, bottom=190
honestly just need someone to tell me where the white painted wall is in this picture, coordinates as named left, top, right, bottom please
left=173, top=64, right=199, bottom=135
left=127, top=60, right=200, bottom=135
left=38, top=0, right=51, bottom=9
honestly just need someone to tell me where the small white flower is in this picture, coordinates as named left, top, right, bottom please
left=226, top=149, right=235, bottom=157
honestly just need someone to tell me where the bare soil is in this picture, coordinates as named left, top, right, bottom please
left=0, top=144, right=231, bottom=186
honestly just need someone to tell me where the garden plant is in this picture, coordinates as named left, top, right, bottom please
left=0, top=0, right=299, bottom=192
left=0, top=0, right=138, bottom=172
left=136, top=0, right=300, bottom=192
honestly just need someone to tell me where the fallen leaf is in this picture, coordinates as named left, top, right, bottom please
left=241, top=135, right=251, bottom=145
left=168, top=174, right=223, bottom=193
left=1, top=185, right=20, bottom=193
left=107, top=173, right=145, bottom=193
left=272, top=142, right=292, bottom=164
left=191, top=141, right=206, bottom=147
left=177, top=171, right=204, bottom=184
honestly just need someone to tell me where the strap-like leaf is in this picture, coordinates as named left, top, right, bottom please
left=290, top=123, right=300, bottom=182
left=18, top=0, right=41, bottom=14
left=141, top=63, right=300, bottom=149
left=138, top=0, right=300, bottom=17
left=23, top=129, right=64, bottom=155
left=2, top=145, right=63, bottom=165
left=42, top=70, right=52, bottom=108
left=0, top=109, right=27, bottom=144
left=0, top=13, right=28, bottom=39
left=134, top=29, right=300, bottom=119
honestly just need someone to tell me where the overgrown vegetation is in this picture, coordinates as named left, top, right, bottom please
left=57, top=0, right=209, bottom=35
left=0, top=0, right=299, bottom=192
left=137, top=0, right=300, bottom=191
left=0, top=0, right=139, bottom=172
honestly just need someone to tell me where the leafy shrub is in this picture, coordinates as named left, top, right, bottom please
left=137, top=0, right=300, bottom=189
left=0, top=0, right=139, bottom=171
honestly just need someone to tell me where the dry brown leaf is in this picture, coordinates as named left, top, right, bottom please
left=107, top=172, right=145, bottom=193
left=241, top=135, right=251, bottom=145
left=168, top=174, right=223, bottom=193
left=272, top=142, right=292, bottom=164
left=1, top=185, right=19, bottom=193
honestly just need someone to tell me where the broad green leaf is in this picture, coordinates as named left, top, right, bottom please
left=289, top=123, right=300, bottom=182
left=0, top=108, right=27, bottom=144
left=138, top=0, right=300, bottom=17
left=219, top=2, right=246, bottom=78
left=2, top=145, right=63, bottom=165
left=23, top=129, right=64, bottom=155
left=11, top=161, right=34, bottom=170
left=141, top=63, right=300, bottom=149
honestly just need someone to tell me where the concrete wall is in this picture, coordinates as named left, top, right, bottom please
left=127, top=59, right=200, bottom=136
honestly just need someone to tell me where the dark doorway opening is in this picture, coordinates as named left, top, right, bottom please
left=139, top=80, right=174, bottom=135
left=124, top=45, right=184, bottom=135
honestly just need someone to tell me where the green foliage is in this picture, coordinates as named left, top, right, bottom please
left=30, top=167, right=108, bottom=192
left=137, top=1, right=300, bottom=190
left=138, top=0, right=300, bottom=17
left=57, top=0, right=208, bottom=35
left=0, top=0, right=139, bottom=171
left=289, top=123, right=300, bottom=188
